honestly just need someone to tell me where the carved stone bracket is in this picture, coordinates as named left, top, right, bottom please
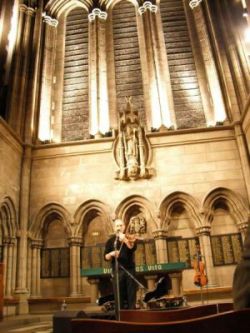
left=114, top=98, right=153, bottom=181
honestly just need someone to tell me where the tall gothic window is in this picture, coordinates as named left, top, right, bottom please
left=62, top=8, right=89, bottom=141
left=112, top=0, right=146, bottom=124
left=161, top=0, right=206, bottom=128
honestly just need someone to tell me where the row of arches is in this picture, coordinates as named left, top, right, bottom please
left=0, top=187, right=249, bottom=297
left=30, top=187, right=249, bottom=239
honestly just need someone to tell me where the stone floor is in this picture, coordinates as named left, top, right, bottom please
left=0, top=304, right=105, bottom=333
left=0, top=314, right=53, bottom=333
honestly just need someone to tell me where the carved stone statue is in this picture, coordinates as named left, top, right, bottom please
left=114, top=98, right=152, bottom=181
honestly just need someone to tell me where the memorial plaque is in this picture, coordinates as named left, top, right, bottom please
left=144, top=241, right=156, bottom=265
left=51, top=249, right=60, bottom=277
left=211, top=233, right=243, bottom=266
left=231, top=234, right=243, bottom=263
left=91, top=246, right=102, bottom=268
left=167, top=240, right=179, bottom=263
left=221, top=235, right=234, bottom=264
left=41, top=249, right=50, bottom=278
left=81, top=247, right=91, bottom=269
left=135, top=242, right=145, bottom=265
left=211, top=236, right=224, bottom=266
left=188, top=238, right=198, bottom=267
left=178, top=239, right=189, bottom=265
left=60, top=248, right=70, bottom=277
left=100, top=246, right=109, bottom=268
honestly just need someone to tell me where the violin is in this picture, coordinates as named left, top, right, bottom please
left=192, top=248, right=208, bottom=287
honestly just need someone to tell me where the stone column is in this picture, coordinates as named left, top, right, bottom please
left=11, top=238, right=17, bottom=294
left=30, top=239, right=43, bottom=297
left=87, top=278, right=100, bottom=303
left=15, top=145, right=32, bottom=314
left=5, top=238, right=16, bottom=297
left=189, top=4, right=227, bottom=126
left=216, top=0, right=249, bottom=108
left=238, top=221, right=249, bottom=242
left=3, top=238, right=9, bottom=296
left=38, top=14, right=58, bottom=142
left=234, top=123, right=250, bottom=202
left=27, top=243, right=32, bottom=295
left=196, top=225, right=217, bottom=287
left=144, top=275, right=157, bottom=290
left=168, top=272, right=182, bottom=297
left=152, top=229, right=168, bottom=263
left=7, top=4, right=26, bottom=131
left=8, top=5, right=36, bottom=137
left=24, top=3, right=44, bottom=143
left=88, top=9, right=109, bottom=137
left=138, top=1, right=175, bottom=130
left=69, top=237, right=82, bottom=296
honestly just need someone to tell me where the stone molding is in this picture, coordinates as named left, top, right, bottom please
left=88, top=8, right=108, bottom=22
left=138, top=1, right=158, bottom=15
left=189, top=0, right=203, bottom=9
left=42, top=13, right=58, bottom=27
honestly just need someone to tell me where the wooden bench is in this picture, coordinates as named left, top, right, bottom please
left=120, top=302, right=233, bottom=322
left=71, top=309, right=250, bottom=333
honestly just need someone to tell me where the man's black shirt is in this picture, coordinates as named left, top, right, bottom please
left=104, top=234, right=137, bottom=270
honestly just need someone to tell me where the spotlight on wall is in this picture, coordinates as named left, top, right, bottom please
left=189, top=0, right=203, bottom=9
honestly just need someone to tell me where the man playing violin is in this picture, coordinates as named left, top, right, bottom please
left=104, top=219, right=137, bottom=309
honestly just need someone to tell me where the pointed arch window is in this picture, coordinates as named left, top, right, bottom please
left=112, top=0, right=146, bottom=124
left=62, top=7, right=89, bottom=141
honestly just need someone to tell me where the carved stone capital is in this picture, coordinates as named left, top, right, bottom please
left=68, top=237, right=82, bottom=247
left=88, top=8, right=108, bottom=22
left=19, top=4, right=28, bottom=13
left=196, top=225, right=211, bottom=236
left=138, top=1, right=158, bottom=15
left=31, top=239, right=43, bottom=249
left=152, top=229, right=167, bottom=239
left=238, top=222, right=249, bottom=233
left=43, top=13, right=58, bottom=27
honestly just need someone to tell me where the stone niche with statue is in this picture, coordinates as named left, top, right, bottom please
left=113, top=99, right=153, bottom=181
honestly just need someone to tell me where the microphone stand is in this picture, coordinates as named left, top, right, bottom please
left=114, top=235, right=121, bottom=321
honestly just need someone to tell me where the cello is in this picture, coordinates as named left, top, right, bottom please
left=192, top=244, right=208, bottom=287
